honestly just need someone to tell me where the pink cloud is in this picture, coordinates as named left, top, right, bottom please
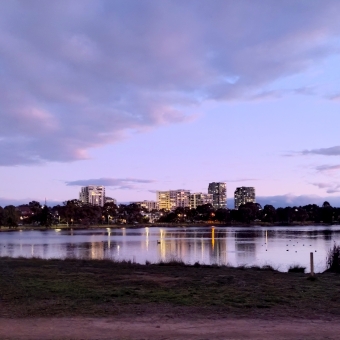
left=1, top=1, right=340, bottom=165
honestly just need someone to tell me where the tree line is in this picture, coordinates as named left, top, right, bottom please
left=159, top=201, right=339, bottom=224
left=0, top=200, right=339, bottom=227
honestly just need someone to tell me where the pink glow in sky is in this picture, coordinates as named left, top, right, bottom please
left=1, top=1, right=340, bottom=207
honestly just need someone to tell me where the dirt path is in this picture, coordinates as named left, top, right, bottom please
left=0, top=317, right=339, bottom=340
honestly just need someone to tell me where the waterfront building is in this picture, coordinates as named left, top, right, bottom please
left=234, top=187, right=256, bottom=209
left=208, top=182, right=227, bottom=209
left=105, top=197, right=117, bottom=205
left=157, top=190, right=191, bottom=210
left=79, top=186, right=105, bottom=207
left=189, top=193, right=213, bottom=209
left=157, top=191, right=170, bottom=210
left=135, top=200, right=159, bottom=211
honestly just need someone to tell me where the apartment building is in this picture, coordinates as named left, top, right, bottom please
left=134, top=200, right=159, bottom=211
left=208, top=182, right=227, bottom=209
left=79, top=186, right=105, bottom=207
left=189, top=193, right=213, bottom=209
left=234, top=187, right=256, bottom=209
left=157, top=190, right=190, bottom=210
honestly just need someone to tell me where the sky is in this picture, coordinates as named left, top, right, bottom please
left=1, top=0, right=340, bottom=208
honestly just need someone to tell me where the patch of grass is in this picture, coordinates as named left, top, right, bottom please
left=0, top=257, right=340, bottom=319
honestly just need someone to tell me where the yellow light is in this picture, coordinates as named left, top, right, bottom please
left=212, top=228, right=215, bottom=249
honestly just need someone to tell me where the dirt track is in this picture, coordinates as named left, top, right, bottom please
left=1, top=317, right=340, bottom=340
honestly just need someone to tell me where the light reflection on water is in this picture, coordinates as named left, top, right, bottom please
left=1, top=225, right=340, bottom=272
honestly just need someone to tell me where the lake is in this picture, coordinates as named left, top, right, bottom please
left=1, top=225, right=339, bottom=272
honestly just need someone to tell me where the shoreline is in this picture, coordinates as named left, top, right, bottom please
left=0, top=221, right=338, bottom=232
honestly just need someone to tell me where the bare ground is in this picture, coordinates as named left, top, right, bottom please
left=1, top=316, right=340, bottom=340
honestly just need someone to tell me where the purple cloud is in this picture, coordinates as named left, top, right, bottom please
left=328, top=94, right=340, bottom=101
left=315, top=164, right=340, bottom=173
left=224, top=178, right=258, bottom=183
left=65, top=177, right=155, bottom=190
left=1, top=1, right=340, bottom=165
left=302, top=146, right=340, bottom=156
left=226, top=194, right=340, bottom=208
left=311, top=182, right=340, bottom=194
left=0, top=197, right=63, bottom=208
left=255, top=194, right=340, bottom=208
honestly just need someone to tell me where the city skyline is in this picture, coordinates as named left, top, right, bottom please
left=1, top=1, right=340, bottom=208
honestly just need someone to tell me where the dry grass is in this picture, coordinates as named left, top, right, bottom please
left=1, top=257, right=340, bottom=319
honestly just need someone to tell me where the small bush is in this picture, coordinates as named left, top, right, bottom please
left=157, top=258, right=186, bottom=266
left=262, top=265, right=276, bottom=271
left=288, top=265, right=306, bottom=273
left=193, top=261, right=201, bottom=267
left=236, top=265, right=247, bottom=270
left=326, top=244, right=340, bottom=272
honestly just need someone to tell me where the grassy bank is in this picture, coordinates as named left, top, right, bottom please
left=1, top=257, right=340, bottom=319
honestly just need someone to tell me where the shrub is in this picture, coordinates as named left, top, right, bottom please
left=326, top=244, right=340, bottom=272
left=157, top=258, right=186, bottom=266
left=288, top=264, right=306, bottom=273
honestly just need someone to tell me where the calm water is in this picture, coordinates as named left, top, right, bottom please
left=1, top=225, right=340, bottom=272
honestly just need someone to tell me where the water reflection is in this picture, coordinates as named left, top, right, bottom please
left=1, top=226, right=340, bottom=272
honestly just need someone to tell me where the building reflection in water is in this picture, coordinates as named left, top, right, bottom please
left=210, top=228, right=228, bottom=265
left=107, top=228, right=111, bottom=249
left=234, top=230, right=257, bottom=266
left=155, top=227, right=229, bottom=265
left=145, top=227, right=149, bottom=251
left=90, top=241, right=105, bottom=259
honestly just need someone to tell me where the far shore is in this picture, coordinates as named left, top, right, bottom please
left=0, top=221, right=339, bottom=232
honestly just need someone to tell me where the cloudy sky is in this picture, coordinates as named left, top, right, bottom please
left=1, top=0, right=340, bottom=208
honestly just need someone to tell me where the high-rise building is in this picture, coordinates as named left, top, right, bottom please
left=157, top=190, right=190, bottom=210
left=134, top=200, right=159, bottom=211
left=157, top=191, right=171, bottom=210
left=79, top=186, right=105, bottom=207
left=208, top=182, right=227, bottom=209
left=189, top=193, right=213, bottom=209
left=234, top=187, right=256, bottom=209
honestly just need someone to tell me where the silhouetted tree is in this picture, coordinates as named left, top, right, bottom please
left=215, top=208, right=229, bottom=222
left=262, top=205, right=276, bottom=223
left=39, top=206, right=53, bottom=226
left=3, top=205, right=20, bottom=227
left=321, top=201, right=333, bottom=223
left=0, top=206, right=3, bottom=225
